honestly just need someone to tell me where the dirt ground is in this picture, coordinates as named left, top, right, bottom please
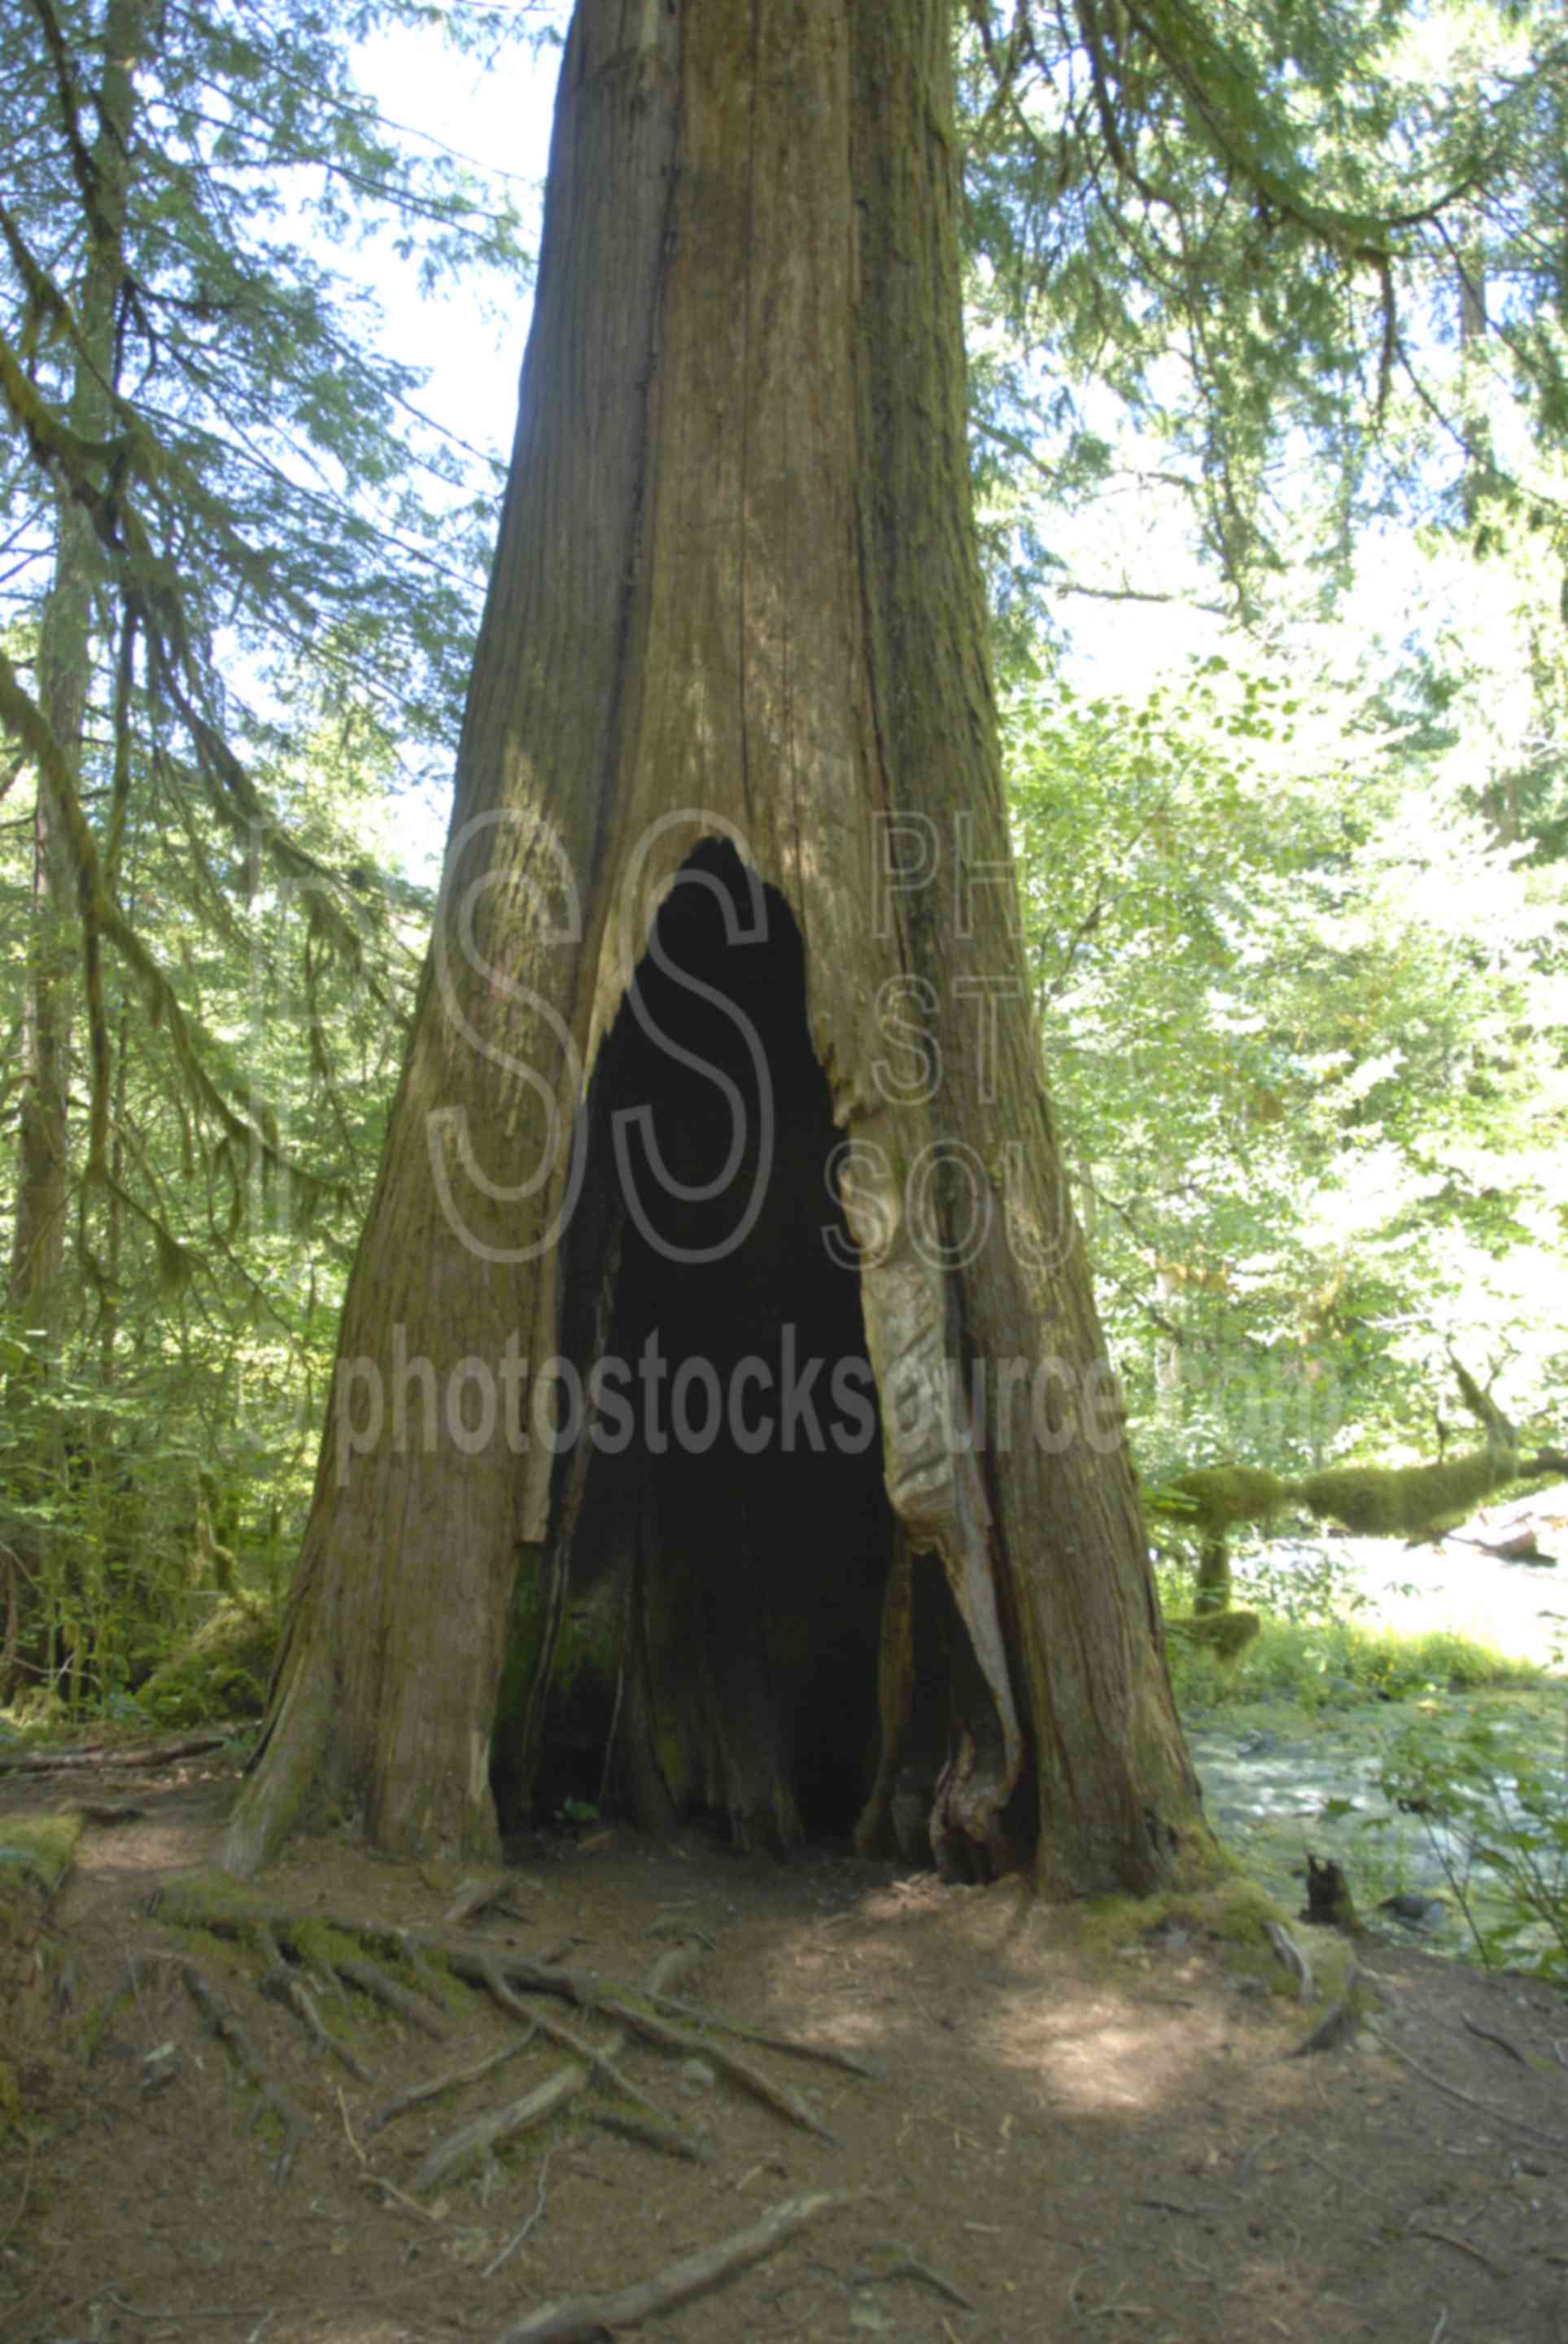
left=2, top=1743, right=1566, bottom=2344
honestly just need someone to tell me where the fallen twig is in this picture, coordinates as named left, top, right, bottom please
left=1369, top=2025, right=1568, bottom=2153
left=495, top=2188, right=860, bottom=2342
left=338, top=2084, right=366, bottom=2163
left=1461, top=2013, right=1526, bottom=2065
left=852, top=2243, right=976, bottom=2311
left=0, top=2132, right=35, bottom=2250
left=0, top=1733, right=234, bottom=1774
left=483, top=2149, right=555, bottom=2279
left=362, top=2171, right=443, bottom=2223
left=1409, top=2224, right=1499, bottom=2271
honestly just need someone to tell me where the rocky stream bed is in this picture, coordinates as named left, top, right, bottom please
left=1186, top=1502, right=1568, bottom=1967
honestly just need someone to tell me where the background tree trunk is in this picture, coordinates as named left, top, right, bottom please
left=3, top=0, right=142, bottom=1700
left=223, top=0, right=1203, bottom=1895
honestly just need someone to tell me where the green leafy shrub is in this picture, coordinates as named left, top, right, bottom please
left=1378, top=1702, right=1568, bottom=1981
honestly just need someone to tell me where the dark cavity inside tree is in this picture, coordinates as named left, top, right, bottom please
left=222, top=0, right=1203, bottom=1895
left=491, top=842, right=900, bottom=1852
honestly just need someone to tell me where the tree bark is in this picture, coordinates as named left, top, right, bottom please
left=223, top=0, right=1203, bottom=1895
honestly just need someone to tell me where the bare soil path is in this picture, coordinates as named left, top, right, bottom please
left=2, top=1746, right=1566, bottom=2344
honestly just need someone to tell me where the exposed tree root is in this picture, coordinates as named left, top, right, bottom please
left=605, top=1996, right=839, bottom=2141
left=260, top=1957, right=373, bottom=2084
left=334, top=1951, right=448, bottom=2039
left=365, top=2036, right=535, bottom=2139
left=1369, top=2024, right=1568, bottom=2153
left=495, top=2188, right=863, bottom=2343
left=647, top=1989, right=877, bottom=2078
left=479, top=1961, right=677, bottom=2132
left=415, top=2061, right=591, bottom=2196
left=95, top=1948, right=307, bottom=2178
left=146, top=1884, right=454, bottom=2057
left=145, top=1874, right=868, bottom=2215
left=414, top=1939, right=706, bottom=2191
left=444, top=1874, right=522, bottom=1926
left=585, top=2105, right=718, bottom=2163
left=177, top=1958, right=307, bottom=2182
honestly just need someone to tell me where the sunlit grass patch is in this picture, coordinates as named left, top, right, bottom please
left=1169, top=1610, right=1540, bottom=1713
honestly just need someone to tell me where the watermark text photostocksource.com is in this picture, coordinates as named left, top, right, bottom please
left=331, top=1324, right=1131, bottom=1483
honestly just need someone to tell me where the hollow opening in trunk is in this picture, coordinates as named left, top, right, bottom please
left=508, top=838, right=897, bottom=1848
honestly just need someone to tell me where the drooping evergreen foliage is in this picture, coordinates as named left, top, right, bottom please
left=0, top=0, right=536, bottom=1703
left=960, top=0, right=1568, bottom=633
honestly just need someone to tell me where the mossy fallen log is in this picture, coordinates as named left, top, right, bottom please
left=1297, top=1450, right=1517, bottom=1539
left=1151, top=1467, right=1292, bottom=1540
left=1150, top=1430, right=1547, bottom=1624
left=1154, top=1449, right=1524, bottom=1550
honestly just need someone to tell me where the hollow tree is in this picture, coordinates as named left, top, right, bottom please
left=221, top=0, right=1203, bottom=1893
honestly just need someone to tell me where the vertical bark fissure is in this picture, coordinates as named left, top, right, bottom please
left=734, top=0, right=762, bottom=842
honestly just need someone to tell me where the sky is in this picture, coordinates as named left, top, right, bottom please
left=356, top=20, right=558, bottom=490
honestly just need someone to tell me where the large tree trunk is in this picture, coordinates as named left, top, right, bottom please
left=223, top=0, right=1203, bottom=1895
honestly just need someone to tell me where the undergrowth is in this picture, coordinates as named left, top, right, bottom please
left=1167, top=1612, right=1539, bottom=1714
left=1375, top=1701, right=1568, bottom=1983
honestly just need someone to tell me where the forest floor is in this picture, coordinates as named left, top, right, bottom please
left=2, top=1744, right=1567, bottom=2344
